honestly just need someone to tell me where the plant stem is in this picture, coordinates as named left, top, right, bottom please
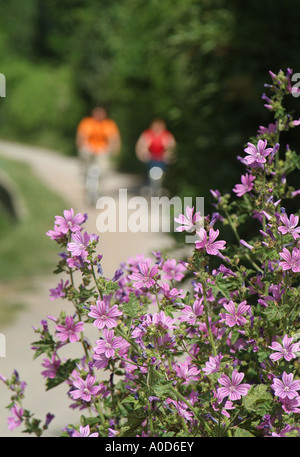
left=203, top=282, right=217, bottom=356
left=169, top=386, right=212, bottom=436
left=114, top=327, right=143, bottom=357
left=91, top=263, right=103, bottom=299
left=225, top=210, right=240, bottom=244
left=94, top=400, right=106, bottom=426
left=262, top=164, right=267, bottom=233
left=154, top=287, right=161, bottom=311
left=68, top=267, right=90, bottom=359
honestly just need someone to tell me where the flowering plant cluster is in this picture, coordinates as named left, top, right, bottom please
left=1, top=69, right=300, bottom=437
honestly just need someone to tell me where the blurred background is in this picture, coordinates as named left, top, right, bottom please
left=1, top=0, right=300, bottom=198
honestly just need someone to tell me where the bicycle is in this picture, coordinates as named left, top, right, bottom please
left=148, top=161, right=165, bottom=197
left=84, top=154, right=102, bottom=205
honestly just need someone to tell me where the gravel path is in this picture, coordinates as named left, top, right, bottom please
left=0, top=139, right=174, bottom=436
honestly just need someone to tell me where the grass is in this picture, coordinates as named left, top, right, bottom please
left=0, top=155, right=67, bottom=279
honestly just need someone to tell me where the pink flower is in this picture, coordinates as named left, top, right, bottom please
left=175, top=401, right=194, bottom=421
left=128, top=261, right=158, bottom=289
left=257, top=122, right=277, bottom=134
left=233, top=173, right=255, bottom=197
left=88, top=297, right=122, bottom=329
left=93, top=329, right=124, bottom=358
left=159, top=282, right=184, bottom=301
left=271, top=372, right=300, bottom=400
left=212, top=399, right=235, bottom=418
left=162, top=258, right=186, bottom=281
left=108, top=428, right=118, bottom=437
left=174, top=360, right=201, bottom=384
left=217, top=370, right=251, bottom=402
left=213, top=264, right=236, bottom=278
left=166, top=399, right=194, bottom=421
left=70, top=374, right=101, bottom=402
left=210, top=189, right=221, bottom=202
left=126, top=254, right=152, bottom=272
left=67, top=231, right=91, bottom=259
left=279, top=247, right=300, bottom=272
left=46, top=225, right=65, bottom=240
left=269, top=335, right=300, bottom=362
left=72, top=424, right=99, bottom=437
left=7, top=405, right=24, bottom=430
left=66, top=256, right=86, bottom=269
left=131, top=314, right=152, bottom=340
left=179, top=300, right=204, bottom=325
left=243, top=139, right=273, bottom=165
left=292, top=188, right=300, bottom=197
left=92, top=353, right=109, bottom=370
left=174, top=206, right=202, bottom=232
left=240, top=239, right=253, bottom=250
left=41, top=353, right=61, bottom=378
left=280, top=396, right=300, bottom=414
left=55, top=316, right=84, bottom=343
left=154, top=333, right=175, bottom=350
left=203, top=353, right=223, bottom=375
left=195, top=228, right=226, bottom=255
left=152, top=310, right=176, bottom=331
left=220, top=300, right=250, bottom=327
left=278, top=213, right=300, bottom=240
left=55, top=208, right=85, bottom=235
left=271, top=424, right=294, bottom=437
left=49, top=279, right=69, bottom=301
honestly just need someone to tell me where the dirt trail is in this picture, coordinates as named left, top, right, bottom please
left=0, top=139, right=174, bottom=436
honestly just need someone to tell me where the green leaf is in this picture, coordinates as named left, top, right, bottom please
left=122, top=407, right=147, bottom=437
left=32, top=335, right=56, bottom=359
left=262, top=303, right=288, bottom=323
left=81, top=415, right=101, bottom=427
left=235, top=427, right=255, bottom=437
left=243, top=385, right=273, bottom=416
left=257, top=351, right=269, bottom=363
left=46, top=359, right=79, bottom=390
left=123, top=293, right=142, bottom=318
left=163, top=305, right=175, bottom=318
left=121, top=394, right=142, bottom=411
left=152, top=380, right=174, bottom=398
left=211, top=275, right=231, bottom=300
left=98, top=278, right=120, bottom=296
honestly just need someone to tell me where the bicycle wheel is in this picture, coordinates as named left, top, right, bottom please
left=85, top=163, right=101, bottom=204
left=148, top=165, right=164, bottom=197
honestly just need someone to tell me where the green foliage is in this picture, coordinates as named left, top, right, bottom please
left=0, top=60, right=84, bottom=154
left=243, top=385, right=274, bottom=417
left=32, top=334, right=57, bottom=360
left=123, top=293, right=142, bottom=318
left=0, top=0, right=39, bottom=58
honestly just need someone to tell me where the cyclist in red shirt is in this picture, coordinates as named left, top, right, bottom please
left=135, top=118, right=176, bottom=195
left=135, top=118, right=176, bottom=167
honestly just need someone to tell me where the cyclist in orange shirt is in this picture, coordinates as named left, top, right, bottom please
left=76, top=106, right=121, bottom=178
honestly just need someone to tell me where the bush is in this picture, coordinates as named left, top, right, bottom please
left=0, top=60, right=84, bottom=154
left=1, top=70, right=299, bottom=438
